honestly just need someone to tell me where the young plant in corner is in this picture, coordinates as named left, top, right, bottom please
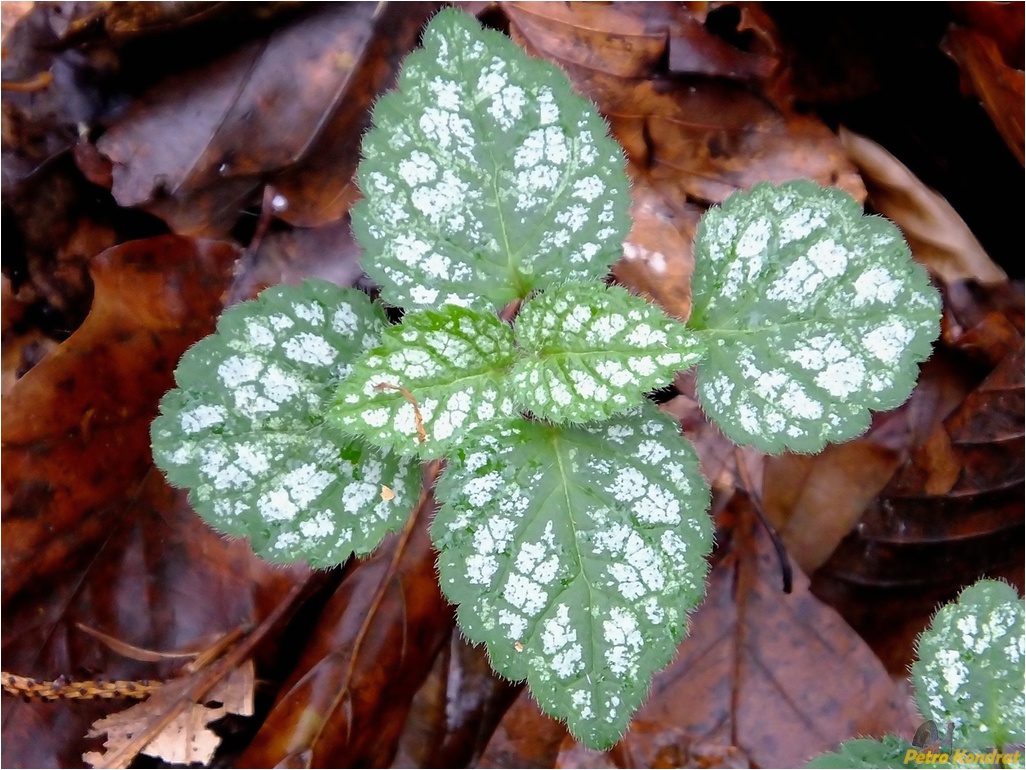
left=151, top=9, right=942, bottom=749
left=807, top=579, right=1024, bottom=768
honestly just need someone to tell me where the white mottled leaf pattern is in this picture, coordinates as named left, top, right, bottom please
left=513, top=283, right=704, bottom=422
left=329, top=306, right=518, bottom=458
left=690, top=180, right=941, bottom=453
left=151, top=281, right=419, bottom=566
left=432, top=404, right=712, bottom=748
left=912, top=580, right=1025, bottom=749
left=354, top=8, right=631, bottom=310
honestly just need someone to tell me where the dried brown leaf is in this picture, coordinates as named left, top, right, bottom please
left=813, top=282, right=1024, bottom=672
left=1, top=470, right=309, bottom=767
left=840, top=128, right=1008, bottom=285
left=392, top=635, right=520, bottom=768
left=942, top=24, right=1025, bottom=165
left=227, top=215, right=364, bottom=305
left=612, top=173, right=702, bottom=321
left=83, top=661, right=254, bottom=767
left=477, top=689, right=569, bottom=768
left=506, top=5, right=863, bottom=207
left=504, top=2, right=778, bottom=81
left=763, top=438, right=904, bottom=573
left=1, top=276, right=59, bottom=396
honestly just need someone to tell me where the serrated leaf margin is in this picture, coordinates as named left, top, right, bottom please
left=431, top=404, right=712, bottom=748
left=151, top=280, right=419, bottom=566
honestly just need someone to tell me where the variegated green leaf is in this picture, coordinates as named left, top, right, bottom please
left=151, top=281, right=419, bottom=567
left=432, top=404, right=712, bottom=748
left=513, top=283, right=704, bottom=422
left=353, top=8, right=631, bottom=310
left=329, top=305, right=518, bottom=458
left=912, top=579, right=1025, bottom=750
left=689, top=180, right=941, bottom=453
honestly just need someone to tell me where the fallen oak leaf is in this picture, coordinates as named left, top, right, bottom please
left=82, top=662, right=254, bottom=768
left=87, top=581, right=306, bottom=769
left=0, top=235, right=239, bottom=603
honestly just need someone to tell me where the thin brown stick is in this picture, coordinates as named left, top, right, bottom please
left=1, top=71, right=53, bottom=92
left=374, top=382, right=427, bottom=443
left=733, top=446, right=792, bottom=594
left=101, top=581, right=308, bottom=768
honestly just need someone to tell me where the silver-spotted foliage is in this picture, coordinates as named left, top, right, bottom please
left=152, top=8, right=942, bottom=750
left=433, top=404, right=710, bottom=747
left=151, top=282, right=420, bottom=566
left=808, top=580, right=1024, bottom=768
left=690, top=180, right=940, bottom=454
left=912, top=580, right=1025, bottom=751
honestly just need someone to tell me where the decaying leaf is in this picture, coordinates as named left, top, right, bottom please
left=763, top=436, right=904, bottom=573
left=942, top=23, right=1025, bottom=166
left=505, top=4, right=865, bottom=206
left=83, top=662, right=255, bottom=767
left=841, top=127, right=1008, bottom=286
left=612, top=175, right=703, bottom=321
left=1, top=235, right=238, bottom=602
left=93, top=4, right=433, bottom=235
left=503, top=2, right=778, bottom=81
left=812, top=281, right=1024, bottom=673
left=392, top=635, right=520, bottom=768
left=238, top=487, right=452, bottom=767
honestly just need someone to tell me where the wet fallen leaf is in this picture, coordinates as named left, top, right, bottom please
left=503, top=2, right=778, bottom=81
left=813, top=281, right=1024, bottom=673
left=942, top=24, right=1025, bottom=165
left=1, top=235, right=238, bottom=602
left=393, top=635, right=520, bottom=768
left=226, top=214, right=365, bottom=305
left=83, top=661, right=254, bottom=767
left=950, top=2, right=1024, bottom=68
left=476, top=688, right=568, bottom=768
left=506, top=4, right=864, bottom=206
left=1, top=4, right=111, bottom=174
left=760, top=331, right=985, bottom=576
left=0, top=1, right=31, bottom=38
left=841, top=128, right=1008, bottom=285
left=58, top=2, right=292, bottom=46
left=602, top=77, right=865, bottom=205
left=764, top=437, right=905, bottom=573
left=93, top=3, right=434, bottom=236
left=1, top=276, right=59, bottom=396
left=1, top=470, right=309, bottom=767
left=612, top=172, right=702, bottom=321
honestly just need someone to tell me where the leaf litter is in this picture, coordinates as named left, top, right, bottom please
left=2, top=2, right=1022, bottom=767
